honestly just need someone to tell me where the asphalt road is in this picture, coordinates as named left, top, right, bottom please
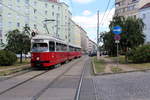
left=93, top=71, right=150, bottom=100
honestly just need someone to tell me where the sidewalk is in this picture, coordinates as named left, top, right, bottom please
left=99, top=56, right=137, bottom=73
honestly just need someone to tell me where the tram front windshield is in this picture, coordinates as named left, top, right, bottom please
left=32, top=43, right=48, bottom=52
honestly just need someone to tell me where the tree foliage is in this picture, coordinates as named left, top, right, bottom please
left=0, top=50, right=17, bottom=66
left=127, top=45, right=150, bottom=63
left=5, top=29, right=31, bottom=63
left=102, top=16, right=145, bottom=58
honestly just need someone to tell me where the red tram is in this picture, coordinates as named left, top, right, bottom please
left=31, top=35, right=82, bottom=68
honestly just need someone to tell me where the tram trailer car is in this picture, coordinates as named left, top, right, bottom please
left=31, top=35, right=82, bottom=68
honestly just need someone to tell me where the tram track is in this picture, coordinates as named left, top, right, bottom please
left=31, top=57, right=84, bottom=100
left=0, top=67, right=33, bottom=82
left=0, top=70, right=50, bottom=96
left=0, top=57, right=84, bottom=100
left=74, top=57, right=87, bottom=100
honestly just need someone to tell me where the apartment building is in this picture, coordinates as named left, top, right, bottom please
left=69, top=21, right=81, bottom=47
left=87, top=38, right=97, bottom=54
left=80, top=26, right=88, bottom=54
left=139, top=3, right=150, bottom=43
left=115, top=0, right=150, bottom=18
left=0, top=0, right=74, bottom=49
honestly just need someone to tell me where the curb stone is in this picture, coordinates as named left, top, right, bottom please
left=91, top=58, right=150, bottom=76
left=0, top=64, right=31, bottom=76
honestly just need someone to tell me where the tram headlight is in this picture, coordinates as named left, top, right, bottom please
left=36, top=57, right=40, bottom=61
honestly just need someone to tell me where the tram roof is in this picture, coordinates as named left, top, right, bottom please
left=32, top=35, right=67, bottom=44
left=69, top=43, right=81, bottom=48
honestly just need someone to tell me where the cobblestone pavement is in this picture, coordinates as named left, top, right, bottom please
left=93, top=71, right=150, bottom=100
left=38, top=57, right=88, bottom=100
left=79, top=57, right=96, bottom=100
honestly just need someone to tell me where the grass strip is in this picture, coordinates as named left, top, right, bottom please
left=0, top=65, right=30, bottom=76
left=93, top=57, right=106, bottom=73
left=111, top=67, right=122, bottom=73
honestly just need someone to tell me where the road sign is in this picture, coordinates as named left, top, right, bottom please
left=114, top=34, right=121, bottom=40
left=112, top=26, right=122, bottom=35
left=115, top=40, right=120, bottom=43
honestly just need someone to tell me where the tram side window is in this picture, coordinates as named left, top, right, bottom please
left=56, top=43, right=61, bottom=52
left=49, top=41, right=55, bottom=52
left=56, top=43, right=67, bottom=52
left=69, top=46, right=72, bottom=51
left=62, top=44, right=67, bottom=51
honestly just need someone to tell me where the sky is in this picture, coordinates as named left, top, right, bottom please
left=60, top=0, right=115, bottom=42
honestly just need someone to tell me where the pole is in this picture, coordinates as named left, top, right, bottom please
left=117, top=42, right=119, bottom=67
left=97, top=10, right=100, bottom=60
left=44, top=24, right=50, bottom=34
left=56, top=14, right=59, bottom=38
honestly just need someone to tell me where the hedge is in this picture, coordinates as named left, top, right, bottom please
left=0, top=50, right=17, bottom=66
left=127, top=45, right=150, bottom=63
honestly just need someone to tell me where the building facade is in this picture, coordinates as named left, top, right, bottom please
left=115, top=0, right=150, bottom=18
left=87, top=37, right=97, bottom=54
left=80, top=26, right=88, bottom=54
left=0, top=0, right=78, bottom=49
left=69, top=21, right=81, bottom=47
left=139, top=3, right=150, bottom=43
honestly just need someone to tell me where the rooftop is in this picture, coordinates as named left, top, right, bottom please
left=140, top=3, right=150, bottom=10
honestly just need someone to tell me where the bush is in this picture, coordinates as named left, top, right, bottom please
left=0, top=50, right=17, bottom=66
left=127, top=45, right=150, bottom=63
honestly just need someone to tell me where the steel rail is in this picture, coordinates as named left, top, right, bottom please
left=0, top=67, right=33, bottom=82
left=31, top=58, right=84, bottom=100
left=74, top=57, right=87, bottom=100
left=0, top=70, right=50, bottom=95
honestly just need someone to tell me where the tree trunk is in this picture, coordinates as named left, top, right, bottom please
left=20, top=52, right=23, bottom=63
left=125, top=47, right=128, bottom=64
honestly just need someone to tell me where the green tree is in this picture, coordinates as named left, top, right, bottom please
left=102, top=16, right=145, bottom=62
left=5, top=29, right=31, bottom=63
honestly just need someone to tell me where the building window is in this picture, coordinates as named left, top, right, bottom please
left=132, top=0, right=137, bottom=2
left=34, top=9, right=37, bottom=14
left=34, top=1, right=37, bottom=6
left=144, top=25, right=147, bottom=30
left=45, top=3, right=48, bottom=8
left=34, top=24, right=37, bottom=29
left=143, top=14, right=146, bottom=19
left=17, top=22, right=20, bottom=27
left=16, top=15, right=20, bottom=19
left=0, top=39, right=3, bottom=44
left=52, top=5, right=54, bottom=8
left=52, top=12, right=54, bottom=16
left=17, top=0, right=20, bottom=3
left=0, top=30, right=2, bottom=37
left=25, top=0, right=29, bottom=4
left=8, top=22, right=12, bottom=27
left=134, top=15, right=136, bottom=19
left=8, top=13, right=11, bottom=17
left=8, top=4, right=12, bottom=8
left=0, top=22, right=2, bottom=28
left=45, top=10, right=48, bottom=15
left=115, top=2, right=120, bottom=7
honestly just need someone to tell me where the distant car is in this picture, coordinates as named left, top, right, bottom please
left=16, top=53, right=31, bottom=58
left=88, top=52, right=97, bottom=57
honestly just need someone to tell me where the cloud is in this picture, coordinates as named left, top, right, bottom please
left=72, top=0, right=95, bottom=4
left=72, top=8, right=115, bottom=33
left=82, top=10, right=92, bottom=16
